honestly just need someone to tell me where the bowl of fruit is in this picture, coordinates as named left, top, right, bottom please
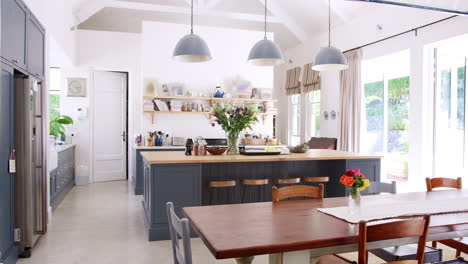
left=288, top=143, right=309, bottom=153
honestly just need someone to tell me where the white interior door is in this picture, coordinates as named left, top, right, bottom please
left=92, top=71, right=127, bottom=183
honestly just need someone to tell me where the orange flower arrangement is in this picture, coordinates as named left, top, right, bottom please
left=340, top=169, right=370, bottom=199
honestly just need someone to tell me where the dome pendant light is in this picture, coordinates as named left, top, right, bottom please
left=248, top=0, right=284, bottom=66
left=312, top=0, right=348, bottom=71
left=173, top=0, right=212, bottom=62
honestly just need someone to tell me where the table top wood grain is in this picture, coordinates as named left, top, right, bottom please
left=141, top=149, right=382, bottom=164
left=183, top=189, right=468, bottom=259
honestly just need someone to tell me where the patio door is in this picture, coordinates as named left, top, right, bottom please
left=433, top=43, right=467, bottom=178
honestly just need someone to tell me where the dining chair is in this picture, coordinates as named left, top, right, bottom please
left=271, top=184, right=324, bottom=202
left=358, top=215, right=431, bottom=264
left=307, top=137, right=337, bottom=150
left=361, top=181, right=396, bottom=195
left=426, top=177, right=467, bottom=257
left=166, top=202, right=193, bottom=264
left=362, top=182, right=442, bottom=263
left=272, top=185, right=356, bottom=264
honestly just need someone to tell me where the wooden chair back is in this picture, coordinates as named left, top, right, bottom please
left=361, top=181, right=396, bottom=195
left=358, top=215, right=431, bottom=264
left=166, top=202, right=193, bottom=264
left=272, top=184, right=324, bottom=202
left=307, top=137, right=338, bottom=150
left=426, top=177, right=462, bottom=192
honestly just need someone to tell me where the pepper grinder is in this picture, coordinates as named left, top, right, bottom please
left=185, top=138, right=193, bottom=155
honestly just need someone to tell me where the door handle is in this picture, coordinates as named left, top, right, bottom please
left=121, top=131, right=126, bottom=142
left=12, top=59, right=19, bottom=63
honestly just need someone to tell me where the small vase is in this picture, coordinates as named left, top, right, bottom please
left=350, top=188, right=361, bottom=200
left=348, top=188, right=361, bottom=215
left=226, top=131, right=240, bottom=155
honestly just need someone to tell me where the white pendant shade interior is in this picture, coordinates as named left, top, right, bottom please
left=312, top=0, right=348, bottom=71
left=248, top=0, right=284, bottom=66
left=173, top=0, right=211, bottom=62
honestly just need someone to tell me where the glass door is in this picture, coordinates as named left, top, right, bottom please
left=433, top=43, right=467, bottom=178
left=362, top=50, right=410, bottom=181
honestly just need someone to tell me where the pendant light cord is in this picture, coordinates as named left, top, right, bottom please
left=264, top=0, right=267, bottom=39
left=328, top=0, right=331, bottom=47
left=191, top=0, right=194, bottom=34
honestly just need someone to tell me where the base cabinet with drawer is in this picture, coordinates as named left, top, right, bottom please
left=50, top=146, right=75, bottom=211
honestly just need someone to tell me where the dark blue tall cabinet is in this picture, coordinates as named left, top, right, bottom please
left=0, top=0, right=45, bottom=262
left=0, top=63, right=17, bottom=264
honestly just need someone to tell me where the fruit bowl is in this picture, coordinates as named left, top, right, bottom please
left=288, top=144, right=309, bottom=153
left=206, top=146, right=228, bottom=155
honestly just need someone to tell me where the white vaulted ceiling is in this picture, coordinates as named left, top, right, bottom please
left=73, top=0, right=450, bottom=50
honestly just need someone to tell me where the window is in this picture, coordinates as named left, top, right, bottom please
left=432, top=37, right=467, bottom=179
left=289, top=94, right=301, bottom=146
left=49, top=68, right=61, bottom=120
left=362, top=50, right=410, bottom=181
left=307, top=91, right=321, bottom=138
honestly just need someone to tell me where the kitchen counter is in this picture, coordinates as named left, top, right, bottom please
left=52, top=143, right=76, bottom=152
left=133, top=145, right=186, bottom=150
left=140, top=149, right=382, bottom=241
left=141, top=149, right=382, bottom=164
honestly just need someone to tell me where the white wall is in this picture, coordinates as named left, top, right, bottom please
left=140, top=21, right=275, bottom=139
left=278, top=9, right=468, bottom=190
left=58, top=30, right=141, bottom=185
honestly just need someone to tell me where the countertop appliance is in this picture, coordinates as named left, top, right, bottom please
left=14, top=75, right=47, bottom=257
left=205, top=138, right=228, bottom=148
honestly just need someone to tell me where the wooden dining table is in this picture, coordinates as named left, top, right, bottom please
left=183, top=189, right=468, bottom=264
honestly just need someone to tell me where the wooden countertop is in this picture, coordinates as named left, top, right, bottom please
left=141, top=149, right=382, bottom=164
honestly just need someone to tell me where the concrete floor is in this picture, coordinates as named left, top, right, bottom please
left=18, top=181, right=467, bottom=264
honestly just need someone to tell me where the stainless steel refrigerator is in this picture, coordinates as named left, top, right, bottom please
left=14, top=75, right=47, bottom=257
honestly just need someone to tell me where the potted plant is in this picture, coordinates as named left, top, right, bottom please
left=50, top=115, right=74, bottom=142
left=211, top=105, right=259, bottom=155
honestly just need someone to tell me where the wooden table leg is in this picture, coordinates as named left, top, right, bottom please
left=235, top=256, right=254, bottom=264
left=269, top=250, right=314, bottom=264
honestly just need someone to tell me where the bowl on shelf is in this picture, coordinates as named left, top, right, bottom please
left=288, top=144, right=309, bottom=153
left=206, top=146, right=228, bottom=155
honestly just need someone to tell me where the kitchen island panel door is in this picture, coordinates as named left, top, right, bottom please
left=152, top=164, right=202, bottom=224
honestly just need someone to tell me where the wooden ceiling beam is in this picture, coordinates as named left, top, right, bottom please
left=256, top=0, right=307, bottom=43
left=105, top=0, right=282, bottom=24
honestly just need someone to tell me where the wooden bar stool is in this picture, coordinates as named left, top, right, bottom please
left=240, top=179, right=269, bottom=203
left=208, top=180, right=236, bottom=205
left=272, top=178, right=300, bottom=185
left=302, top=176, right=330, bottom=196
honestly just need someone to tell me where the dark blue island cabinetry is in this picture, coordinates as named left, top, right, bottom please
left=141, top=150, right=382, bottom=241
left=132, top=147, right=185, bottom=195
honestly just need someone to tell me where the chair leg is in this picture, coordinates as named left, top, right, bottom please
left=210, top=188, right=214, bottom=205
left=456, top=249, right=461, bottom=258
left=432, top=241, right=437, bottom=248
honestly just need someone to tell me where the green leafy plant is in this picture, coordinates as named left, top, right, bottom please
left=50, top=115, right=74, bottom=139
left=211, top=105, right=259, bottom=155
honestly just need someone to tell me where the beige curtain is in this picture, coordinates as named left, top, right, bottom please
left=285, top=67, right=302, bottom=95
left=338, top=49, right=362, bottom=152
left=302, top=63, right=320, bottom=93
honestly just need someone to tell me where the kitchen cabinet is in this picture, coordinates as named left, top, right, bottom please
left=50, top=146, right=75, bottom=211
left=26, top=15, right=45, bottom=79
left=0, top=63, right=18, bottom=264
left=133, top=147, right=185, bottom=195
left=1, top=0, right=27, bottom=70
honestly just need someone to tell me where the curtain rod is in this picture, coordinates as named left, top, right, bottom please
left=343, top=15, right=458, bottom=53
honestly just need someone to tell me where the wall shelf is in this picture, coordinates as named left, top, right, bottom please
left=143, top=95, right=277, bottom=103
left=143, top=96, right=277, bottom=124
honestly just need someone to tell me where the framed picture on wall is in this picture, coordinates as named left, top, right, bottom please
left=67, top=78, right=87, bottom=97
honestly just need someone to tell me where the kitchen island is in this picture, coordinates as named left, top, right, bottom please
left=141, top=150, right=382, bottom=241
